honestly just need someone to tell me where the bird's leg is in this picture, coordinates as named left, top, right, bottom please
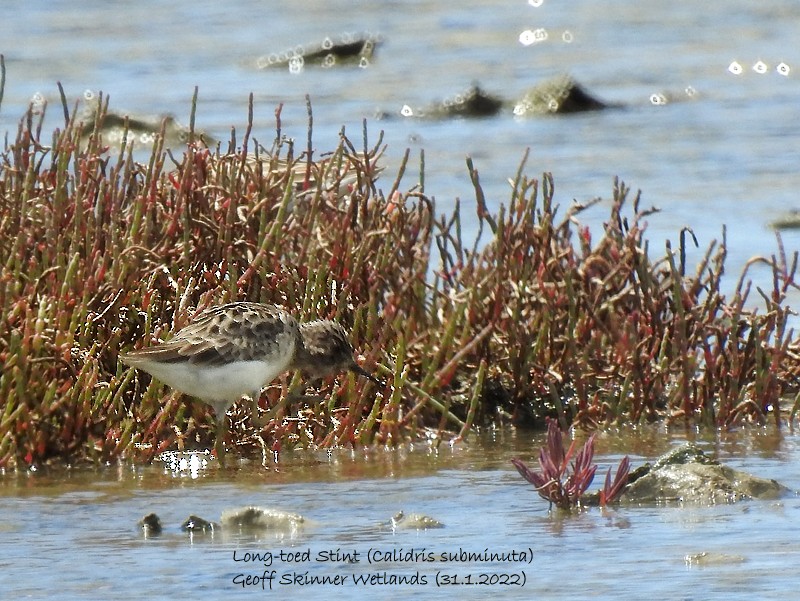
left=250, top=390, right=266, bottom=429
left=255, top=433, right=269, bottom=469
left=260, top=396, right=288, bottom=424
left=254, top=375, right=330, bottom=424
left=254, top=373, right=299, bottom=424
left=215, top=411, right=228, bottom=467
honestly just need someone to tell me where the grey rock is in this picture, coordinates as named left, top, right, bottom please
left=257, top=33, right=380, bottom=70
left=181, top=514, right=219, bottom=533
left=622, top=443, right=786, bottom=505
left=513, top=75, right=613, bottom=116
left=138, top=512, right=163, bottom=537
left=220, top=506, right=305, bottom=532
left=390, top=511, right=444, bottom=530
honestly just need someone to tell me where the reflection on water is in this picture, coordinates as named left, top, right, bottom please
left=1, top=427, right=799, bottom=599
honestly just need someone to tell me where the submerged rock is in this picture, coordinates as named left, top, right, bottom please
left=390, top=511, right=444, bottom=530
left=138, top=513, right=163, bottom=537
left=391, top=77, right=614, bottom=121
left=513, top=75, right=613, bottom=115
left=257, top=33, right=381, bottom=71
left=181, top=515, right=219, bottom=533
left=81, top=113, right=209, bottom=149
left=684, top=552, right=747, bottom=566
left=221, top=506, right=305, bottom=532
left=78, top=93, right=216, bottom=150
left=422, top=85, right=505, bottom=119
left=621, top=443, right=786, bottom=505
left=138, top=507, right=304, bottom=536
left=769, top=209, right=800, bottom=230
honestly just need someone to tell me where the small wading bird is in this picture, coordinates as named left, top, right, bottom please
left=121, top=302, right=380, bottom=464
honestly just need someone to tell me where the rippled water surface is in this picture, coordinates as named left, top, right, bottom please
left=2, top=428, right=800, bottom=600
left=2, top=2, right=800, bottom=598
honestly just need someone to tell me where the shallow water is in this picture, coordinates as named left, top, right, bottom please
left=2, top=427, right=800, bottom=600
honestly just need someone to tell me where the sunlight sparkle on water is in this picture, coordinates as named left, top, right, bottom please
left=30, top=92, right=46, bottom=114
left=518, top=28, right=548, bottom=46
left=650, top=93, right=668, bottom=106
left=728, top=60, right=743, bottom=75
left=159, top=451, right=210, bottom=478
left=288, top=57, right=304, bottom=74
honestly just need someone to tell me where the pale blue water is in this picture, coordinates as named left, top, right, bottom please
left=1, top=429, right=799, bottom=600
left=2, top=2, right=800, bottom=598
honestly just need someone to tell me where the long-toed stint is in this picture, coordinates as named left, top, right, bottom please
left=120, top=302, right=379, bottom=464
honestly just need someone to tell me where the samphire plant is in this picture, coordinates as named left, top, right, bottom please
left=511, top=419, right=631, bottom=510
left=2, top=77, right=800, bottom=469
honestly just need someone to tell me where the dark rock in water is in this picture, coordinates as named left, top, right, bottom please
left=434, top=85, right=504, bottom=118
left=394, top=84, right=504, bottom=120
left=769, top=209, right=800, bottom=230
left=138, top=513, right=163, bottom=537
left=220, top=506, right=305, bottom=532
left=181, top=515, right=219, bottom=533
left=81, top=114, right=197, bottom=148
left=257, top=33, right=381, bottom=71
left=514, top=75, right=613, bottom=115
left=139, top=508, right=303, bottom=536
left=390, top=77, right=611, bottom=121
left=621, top=443, right=786, bottom=505
left=78, top=91, right=216, bottom=149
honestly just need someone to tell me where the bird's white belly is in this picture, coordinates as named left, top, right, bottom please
left=143, top=358, right=291, bottom=401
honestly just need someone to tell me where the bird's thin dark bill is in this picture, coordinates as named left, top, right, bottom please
left=351, top=364, right=383, bottom=386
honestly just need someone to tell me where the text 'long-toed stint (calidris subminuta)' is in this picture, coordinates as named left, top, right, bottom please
left=120, top=302, right=380, bottom=465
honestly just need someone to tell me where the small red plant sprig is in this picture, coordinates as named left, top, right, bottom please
left=599, top=455, right=631, bottom=506
left=511, top=419, right=630, bottom=510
